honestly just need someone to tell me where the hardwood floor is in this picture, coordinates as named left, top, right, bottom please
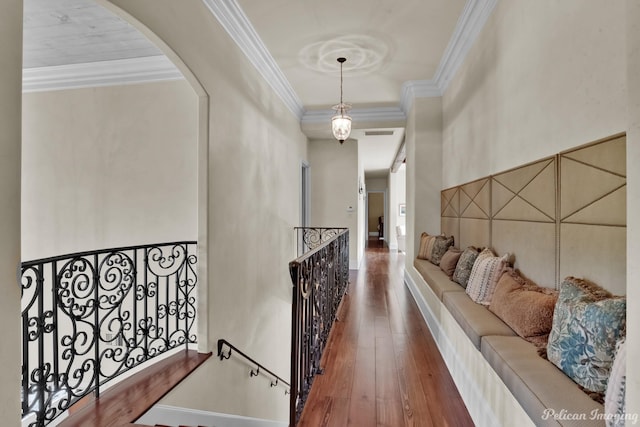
left=298, top=239, right=474, bottom=427
left=58, top=350, right=211, bottom=427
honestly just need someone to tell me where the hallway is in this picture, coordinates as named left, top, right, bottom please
left=298, top=240, right=474, bottom=426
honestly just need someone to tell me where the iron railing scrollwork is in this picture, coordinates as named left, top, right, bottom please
left=20, top=241, right=198, bottom=427
left=289, top=228, right=349, bottom=425
left=294, top=227, right=347, bottom=257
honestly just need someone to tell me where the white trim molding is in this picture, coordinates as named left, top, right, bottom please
left=201, top=0, right=305, bottom=120
left=301, top=106, right=406, bottom=125
left=399, top=80, right=442, bottom=114
left=136, top=404, right=287, bottom=427
left=22, top=0, right=497, bottom=122
left=433, top=0, right=499, bottom=92
left=22, top=56, right=183, bottom=93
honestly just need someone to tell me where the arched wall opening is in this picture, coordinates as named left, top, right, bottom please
left=21, top=0, right=211, bottom=351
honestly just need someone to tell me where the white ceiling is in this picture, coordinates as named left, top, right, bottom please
left=22, top=0, right=495, bottom=178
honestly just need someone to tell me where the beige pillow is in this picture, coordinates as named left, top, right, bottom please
left=489, top=268, right=558, bottom=347
left=439, top=248, right=462, bottom=277
left=465, top=248, right=510, bottom=305
left=417, top=232, right=435, bottom=260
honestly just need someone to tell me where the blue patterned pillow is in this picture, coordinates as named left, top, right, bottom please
left=547, top=277, right=626, bottom=394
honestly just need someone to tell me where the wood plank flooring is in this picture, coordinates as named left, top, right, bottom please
left=58, top=350, right=211, bottom=427
left=298, top=239, right=474, bottom=427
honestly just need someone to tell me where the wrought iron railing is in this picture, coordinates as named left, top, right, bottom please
left=20, top=241, right=198, bottom=427
left=289, top=229, right=349, bottom=425
left=217, top=339, right=290, bottom=392
left=294, top=227, right=348, bottom=257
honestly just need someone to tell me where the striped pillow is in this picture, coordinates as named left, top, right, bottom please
left=465, top=248, right=509, bottom=305
left=417, top=233, right=435, bottom=260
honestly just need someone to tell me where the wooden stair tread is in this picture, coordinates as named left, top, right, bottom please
left=58, top=349, right=211, bottom=427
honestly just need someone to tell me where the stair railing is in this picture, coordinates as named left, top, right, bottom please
left=20, top=241, right=198, bottom=427
left=289, top=228, right=349, bottom=425
left=217, top=339, right=290, bottom=392
left=294, top=227, right=348, bottom=257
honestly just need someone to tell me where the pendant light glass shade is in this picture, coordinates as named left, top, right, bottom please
left=332, top=107, right=352, bottom=144
left=332, top=57, right=352, bottom=144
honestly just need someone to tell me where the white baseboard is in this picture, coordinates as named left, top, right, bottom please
left=136, top=404, right=287, bottom=427
left=403, top=269, right=501, bottom=427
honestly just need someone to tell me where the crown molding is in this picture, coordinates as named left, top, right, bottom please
left=22, top=56, right=183, bottom=93
left=21, top=0, right=496, bottom=123
left=433, top=0, right=498, bottom=92
left=301, top=106, right=406, bottom=124
left=399, top=80, right=442, bottom=114
left=202, top=0, right=305, bottom=120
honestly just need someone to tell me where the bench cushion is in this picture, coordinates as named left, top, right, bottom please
left=414, top=259, right=465, bottom=300
left=481, top=336, right=604, bottom=427
left=442, top=291, right=515, bottom=349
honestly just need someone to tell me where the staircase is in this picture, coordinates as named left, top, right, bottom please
left=137, top=405, right=287, bottom=427
left=55, top=350, right=211, bottom=427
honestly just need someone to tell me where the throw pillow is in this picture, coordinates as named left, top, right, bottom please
left=417, top=233, right=435, bottom=260
left=430, top=235, right=454, bottom=265
left=547, top=277, right=626, bottom=395
left=439, top=248, right=463, bottom=278
left=465, top=248, right=510, bottom=305
left=488, top=268, right=558, bottom=347
left=451, top=246, right=481, bottom=288
left=604, top=338, right=626, bottom=427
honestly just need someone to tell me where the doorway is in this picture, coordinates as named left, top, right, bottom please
left=367, top=191, right=386, bottom=241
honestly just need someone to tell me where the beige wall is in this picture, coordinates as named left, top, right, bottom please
left=0, top=1, right=21, bottom=425
left=308, top=139, right=360, bottom=268
left=439, top=0, right=632, bottom=422
left=442, top=0, right=627, bottom=189
left=406, top=97, right=443, bottom=265
left=626, top=0, right=639, bottom=419
left=103, top=0, right=308, bottom=422
left=22, top=80, right=198, bottom=260
left=387, top=166, right=406, bottom=250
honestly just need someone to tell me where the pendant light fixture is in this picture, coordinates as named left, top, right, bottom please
left=331, top=57, right=352, bottom=144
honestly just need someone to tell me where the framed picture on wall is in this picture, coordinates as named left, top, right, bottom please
left=399, top=203, right=406, bottom=216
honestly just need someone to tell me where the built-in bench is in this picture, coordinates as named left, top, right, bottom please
left=413, top=258, right=604, bottom=427
left=408, top=135, right=627, bottom=427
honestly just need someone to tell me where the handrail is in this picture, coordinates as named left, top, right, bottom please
left=217, top=339, right=290, bottom=392
left=289, top=229, right=349, bottom=425
left=294, top=227, right=348, bottom=257
left=21, top=241, right=198, bottom=427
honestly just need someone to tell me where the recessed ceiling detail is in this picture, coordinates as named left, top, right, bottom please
left=298, top=34, right=389, bottom=76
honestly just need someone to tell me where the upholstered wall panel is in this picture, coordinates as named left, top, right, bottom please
left=491, top=157, right=557, bottom=287
left=441, top=217, right=459, bottom=243
left=440, top=134, right=625, bottom=293
left=457, top=178, right=491, bottom=249
left=459, top=218, right=491, bottom=250
left=559, top=135, right=626, bottom=294
left=560, top=224, right=626, bottom=295
left=441, top=187, right=460, bottom=242
left=460, top=178, right=491, bottom=220
left=492, top=221, right=557, bottom=288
